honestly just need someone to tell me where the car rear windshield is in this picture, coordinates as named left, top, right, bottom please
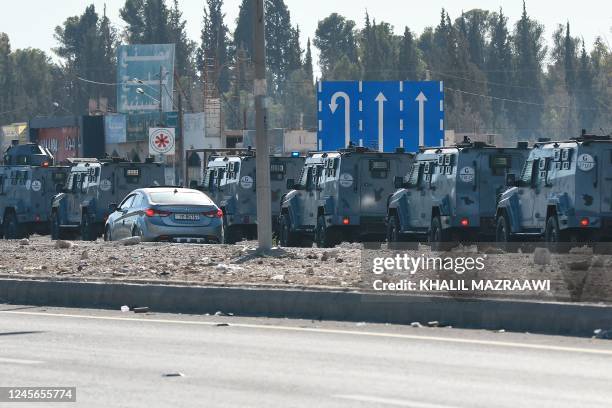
left=149, top=191, right=213, bottom=205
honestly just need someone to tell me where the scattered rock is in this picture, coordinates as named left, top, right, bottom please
left=55, top=240, right=73, bottom=249
left=119, top=236, right=141, bottom=246
left=305, top=267, right=314, bottom=275
left=591, top=256, right=605, bottom=268
left=162, top=372, right=184, bottom=377
left=410, top=322, right=422, bottom=328
left=215, top=323, right=230, bottom=327
left=356, top=322, right=367, bottom=327
left=271, top=274, right=285, bottom=281
left=132, top=307, right=149, bottom=313
left=594, top=329, right=612, bottom=340
left=214, top=263, right=244, bottom=272
left=568, top=260, right=590, bottom=271
left=533, top=248, right=551, bottom=265
left=336, top=258, right=344, bottom=263
left=81, top=251, right=89, bottom=260
left=19, top=238, right=30, bottom=246
left=497, top=329, right=506, bottom=333
left=120, top=305, right=130, bottom=312
left=427, top=321, right=440, bottom=327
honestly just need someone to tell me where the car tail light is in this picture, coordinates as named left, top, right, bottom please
left=342, top=217, right=350, bottom=225
left=203, top=209, right=223, bottom=218
left=580, top=218, right=589, bottom=227
left=460, top=218, right=469, bottom=227
left=145, top=208, right=170, bottom=217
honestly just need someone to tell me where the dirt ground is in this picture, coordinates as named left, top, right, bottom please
left=1, top=236, right=611, bottom=304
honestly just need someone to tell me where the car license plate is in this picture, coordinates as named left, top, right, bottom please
left=175, top=213, right=200, bottom=221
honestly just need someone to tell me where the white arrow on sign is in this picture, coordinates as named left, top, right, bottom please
left=329, top=91, right=351, bottom=148
left=416, top=91, right=428, bottom=147
left=375, top=92, right=387, bottom=152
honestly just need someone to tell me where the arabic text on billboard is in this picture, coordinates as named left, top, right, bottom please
left=117, top=44, right=175, bottom=113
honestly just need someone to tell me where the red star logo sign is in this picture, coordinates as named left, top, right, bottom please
left=155, top=133, right=169, bottom=149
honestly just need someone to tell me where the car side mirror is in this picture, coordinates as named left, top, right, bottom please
left=286, top=178, right=295, bottom=190
left=108, top=203, right=118, bottom=213
left=394, top=176, right=405, bottom=189
left=506, top=173, right=517, bottom=187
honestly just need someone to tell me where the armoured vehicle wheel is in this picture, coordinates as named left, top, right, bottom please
left=222, top=216, right=239, bottom=245
left=81, top=213, right=96, bottom=241
left=315, top=215, right=337, bottom=248
left=429, top=216, right=451, bottom=251
left=279, top=213, right=301, bottom=247
left=104, top=226, right=112, bottom=242
left=545, top=215, right=570, bottom=253
left=50, top=211, right=61, bottom=240
left=496, top=215, right=512, bottom=243
left=3, top=212, right=23, bottom=240
left=386, top=214, right=402, bottom=243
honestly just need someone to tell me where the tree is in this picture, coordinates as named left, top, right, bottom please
left=304, top=38, right=313, bottom=81
left=233, top=0, right=254, bottom=59
left=265, top=0, right=294, bottom=94
left=0, top=33, right=12, bottom=117
left=168, top=0, right=195, bottom=79
left=197, top=0, right=229, bottom=92
left=361, top=19, right=397, bottom=80
left=314, top=13, right=358, bottom=78
left=511, top=1, right=547, bottom=137
left=54, top=4, right=117, bottom=113
left=398, top=27, right=421, bottom=80
left=487, top=9, right=514, bottom=130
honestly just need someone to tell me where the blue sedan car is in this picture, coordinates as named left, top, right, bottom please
left=104, top=187, right=223, bottom=243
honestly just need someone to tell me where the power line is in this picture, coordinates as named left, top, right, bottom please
left=445, top=87, right=599, bottom=111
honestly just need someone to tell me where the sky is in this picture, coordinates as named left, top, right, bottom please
left=2, top=0, right=611, bottom=76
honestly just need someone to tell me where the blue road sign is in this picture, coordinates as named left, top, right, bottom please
left=317, top=81, right=444, bottom=152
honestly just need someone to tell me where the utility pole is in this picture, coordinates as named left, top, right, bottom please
left=177, top=92, right=183, bottom=186
left=159, top=66, right=164, bottom=126
left=253, top=0, right=272, bottom=250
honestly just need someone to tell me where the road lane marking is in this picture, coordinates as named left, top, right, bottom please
left=335, top=394, right=459, bottom=408
left=0, top=357, right=43, bottom=365
left=2, top=310, right=612, bottom=357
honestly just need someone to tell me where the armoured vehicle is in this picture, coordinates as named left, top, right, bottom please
left=279, top=147, right=414, bottom=247
left=496, top=133, right=612, bottom=243
left=50, top=158, right=165, bottom=240
left=386, top=139, right=530, bottom=244
left=0, top=143, right=70, bottom=239
left=202, top=152, right=305, bottom=244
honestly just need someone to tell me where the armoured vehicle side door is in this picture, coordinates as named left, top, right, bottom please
left=600, top=147, right=612, bottom=214
left=66, top=171, right=86, bottom=224
left=517, top=159, right=537, bottom=229
left=531, top=157, right=551, bottom=228
left=298, top=164, right=320, bottom=229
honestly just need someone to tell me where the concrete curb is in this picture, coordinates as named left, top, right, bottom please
left=1, top=278, right=611, bottom=337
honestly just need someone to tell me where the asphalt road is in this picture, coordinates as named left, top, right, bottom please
left=1, top=305, right=611, bottom=408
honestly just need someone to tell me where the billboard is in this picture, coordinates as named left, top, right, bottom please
left=1, top=122, right=28, bottom=152
left=117, top=44, right=175, bottom=113
left=37, top=127, right=79, bottom=163
left=104, top=114, right=127, bottom=144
